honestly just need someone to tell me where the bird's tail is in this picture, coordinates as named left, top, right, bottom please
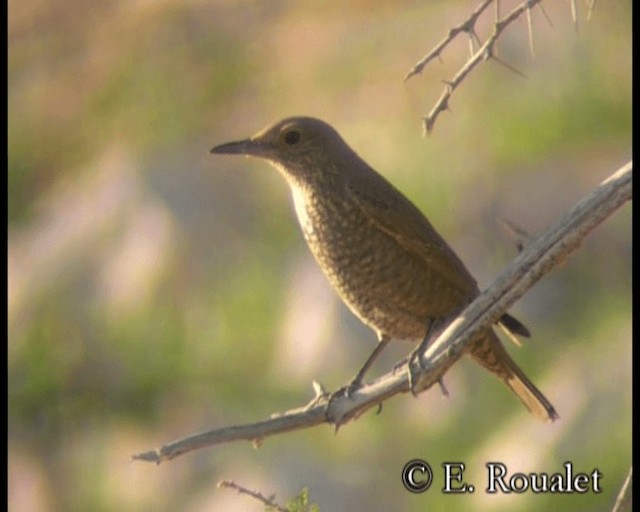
left=469, top=332, right=558, bottom=422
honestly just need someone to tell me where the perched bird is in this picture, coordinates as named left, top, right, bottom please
left=211, top=116, right=558, bottom=421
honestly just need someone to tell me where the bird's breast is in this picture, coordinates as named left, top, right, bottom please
left=291, top=184, right=314, bottom=238
left=289, top=183, right=467, bottom=340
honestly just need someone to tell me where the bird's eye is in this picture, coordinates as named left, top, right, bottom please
left=283, top=130, right=301, bottom=145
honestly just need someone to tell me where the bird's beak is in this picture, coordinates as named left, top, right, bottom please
left=210, top=138, right=268, bottom=157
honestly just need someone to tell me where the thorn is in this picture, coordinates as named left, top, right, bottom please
left=438, top=378, right=449, bottom=397
left=537, top=2, right=554, bottom=28
left=492, top=55, right=528, bottom=79
left=526, top=5, right=535, bottom=58
left=497, top=217, right=534, bottom=253
left=468, top=28, right=482, bottom=55
left=403, top=68, right=417, bottom=83
left=422, top=117, right=431, bottom=137
left=423, top=117, right=434, bottom=137
left=570, top=0, right=579, bottom=32
left=483, top=46, right=493, bottom=62
left=586, top=0, right=596, bottom=21
left=312, top=380, right=326, bottom=398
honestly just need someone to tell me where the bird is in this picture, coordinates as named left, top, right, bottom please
left=210, top=116, right=558, bottom=422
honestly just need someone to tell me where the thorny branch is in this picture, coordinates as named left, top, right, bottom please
left=218, top=480, right=287, bottom=512
left=133, top=161, right=631, bottom=464
left=611, top=467, right=633, bottom=512
left=405, top=0, right=594, bottom=134
left=403, top=0, right=495, bottom=83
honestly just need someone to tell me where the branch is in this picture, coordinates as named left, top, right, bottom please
left=133, top=161, right=631, bottom=464
left=403, top=0, right=494, bottom=83
left=405, top=0, right=599, bottom=134
left=218, top=480, right=287, bottom=512
left=416, top=0, right=545, bottom=135
left=611, top=466, right=633, bottom=512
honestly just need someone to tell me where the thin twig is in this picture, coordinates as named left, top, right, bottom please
left=610, top=467, right=632, bottom=512
left=133, top=161, right=631, bottom=464
left=526, top=3, right=536, bottom=57
left=537, top=2, right=554, bottom=27
left=497, top=217, right=534, bottom=253
left=419, top=0, right=545, bottom=135
left=403, top=0, right=495, bottom=82
left=570, top=0, right=579, bottom=32
left=218, top=480, right=287, bottom=512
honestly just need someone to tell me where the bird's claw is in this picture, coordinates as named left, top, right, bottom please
left=343, top=376, right=363, bottom=398
left=326, top=376, right=362, bottom=408
left=406, top=347, right=448, bottom=398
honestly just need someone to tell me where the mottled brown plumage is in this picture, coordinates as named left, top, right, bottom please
left=211, top=116, right=557, bottom=421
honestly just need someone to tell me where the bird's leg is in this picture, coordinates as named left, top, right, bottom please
left=340, top=334, right=391, bottom=398
left=407, top=318, right=448, bottom=397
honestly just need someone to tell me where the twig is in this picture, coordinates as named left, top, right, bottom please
left=537, top=2, right=554, bottom=27
left=611, top=466, right=632, bottom=512
left=497, top=217, right=534, bottom=253
left=133, top=161, right=631, bottom=464
left=416, top=0, right=545, bottom=135
left=526, top=3, right=535, bottom=57
left=570, top=0, right=579, bottom=32
left=586, top=0, right=596, bottom=21
left=218, top=480, right=287, bottom=512
left=403, top=0, right=495, bottom=82
left=406, top=1, right=598, bottom=133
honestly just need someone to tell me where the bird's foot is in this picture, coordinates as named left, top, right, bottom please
left=343, top=374, right=363, bottom=398
left=406, top=345, right=448, bottom=398
left=326, top=374, right=363, bottom=406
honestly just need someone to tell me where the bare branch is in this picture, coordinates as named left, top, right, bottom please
left=418, top=0, right=545, bottom=135
left=497, top=217, right=536, bottom=253
left=406, top=1, right=601, bottom=133
left=133, top=161, right=631, bottom=464
left=611, top=467, right=633, bottom=512
left=403, top=0, right=494, bottom=82
left=218, top=480, right=288, bottom=512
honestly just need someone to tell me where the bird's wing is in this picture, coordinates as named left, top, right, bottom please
left=345, top=171, right=478, bottom=297
left=346, top=169, right=532, bottom=340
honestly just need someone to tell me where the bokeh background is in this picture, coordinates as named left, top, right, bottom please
left=8, top=1, right=631, bottom=511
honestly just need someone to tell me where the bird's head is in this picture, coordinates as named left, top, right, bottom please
left=211, top=116, right=358, bottom=182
